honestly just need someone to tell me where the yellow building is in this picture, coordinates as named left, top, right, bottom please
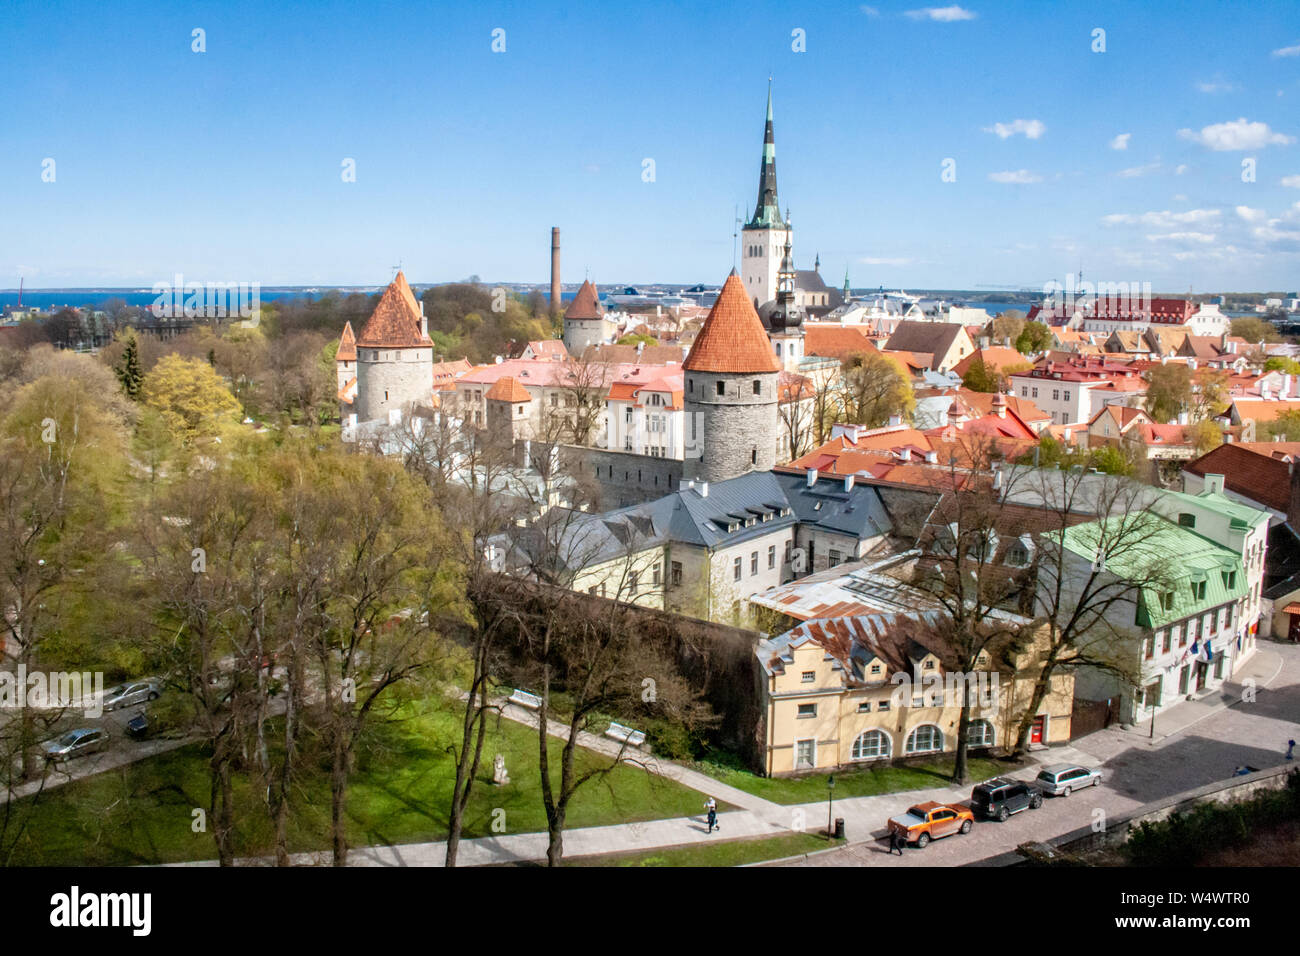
left=756, top=611, right=1073, bottom=775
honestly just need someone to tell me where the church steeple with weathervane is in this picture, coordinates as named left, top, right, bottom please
left=740, top=81, right=793, bottom=309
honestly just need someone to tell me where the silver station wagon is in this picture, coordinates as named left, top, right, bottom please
left=1035, top=764, right=1102, bottom=796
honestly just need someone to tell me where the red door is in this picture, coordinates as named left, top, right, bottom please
left=1030, top=716, right=1045, bottom=744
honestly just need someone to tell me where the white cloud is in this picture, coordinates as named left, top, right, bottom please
left=1109, top=133, right=1131, bottom=150
left=1253, top=225, right=1300, bottom=242
left=984, top=118, right=1045, bottom=139
left=1272, top=43, right=1300, bottom=57
left=1117, top=162, right=1161, bottom=178
left=1195, top=80, right=1239, bottom=93
left=1282, top=174, right=1300, bottom=188
left=859, top=256, right=914, bottom=266
left=1175, top=164, right=1188, bottom=175
left=1177, top=118, right=1295, bottom=150
left=859, top=5, right=881, bottom=15
left=1102, top=209, right=1221, bottom=228
left=988, top=169, right=1042, bottom=184
left=1236, top=206, right=1268, bottom=222
left=1146, top=232, right=1216, bottom=243
left=905, top=5, right=977, bottom=21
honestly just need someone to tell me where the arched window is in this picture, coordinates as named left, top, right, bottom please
left=905, top=724, right=943, bottom=755
left=851, top=730, right=891, bottom=761
left=968, top=719, right=994, bottom=748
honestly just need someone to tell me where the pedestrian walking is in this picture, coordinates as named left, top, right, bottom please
left=889, top=829, right=906, bottom=855
left=1287, top=739, right=1295, bottom=761
left=706, top=806, right=718, bottom=833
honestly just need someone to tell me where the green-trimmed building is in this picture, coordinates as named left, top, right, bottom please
left=1061, top=514, right=1248, bottom=724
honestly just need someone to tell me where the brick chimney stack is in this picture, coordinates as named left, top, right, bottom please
left=550, top=227, right=561, bottom=317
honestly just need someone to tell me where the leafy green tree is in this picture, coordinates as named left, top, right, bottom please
left=616, top=333, right=658, bottom=347
left=1230, top=316, right=1282, bottom=344
left=1263, top=410, right=1300, bottom=442
left=841, top=351, right=915, bottom=426
left=1187, top=419, right=1223, bottom=454
left=1144, top=364, right=1193, bottom=424
left=1264, top=356, right=1300, bottom=375
left=141, top=354, right=242, bottom=441
left=1014, top=321, right=1052, bottom=355
left=961, top=357, right=1001, bottom=393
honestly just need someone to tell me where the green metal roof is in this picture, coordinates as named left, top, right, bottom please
left=1159, top=487, right=1270, bottom=533
left=1062, top=516, right=1247, bottom=630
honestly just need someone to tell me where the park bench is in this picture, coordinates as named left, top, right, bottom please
left=508, top=689, right=542, bottom=710
left=605, top=721, right=646, bottom=748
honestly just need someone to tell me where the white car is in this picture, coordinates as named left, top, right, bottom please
left=1035, top=764, right=1102, bottom=796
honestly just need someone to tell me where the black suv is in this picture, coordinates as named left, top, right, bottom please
left=970, top=777, right=1043, bottom=821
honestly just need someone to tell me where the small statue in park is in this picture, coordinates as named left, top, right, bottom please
left=492, top=753, right=509, bottom=786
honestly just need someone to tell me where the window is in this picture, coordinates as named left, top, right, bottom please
left=797, top=703, right=817, bottom=718
left=1222, top=570, right=1236, bottom=590
left=751, top=449, right=757, bottom=465
left=671, top=561, right=682, bottom=586
left=795, top=739, right=815, bottom=769
left=768, top=545, right=776, bottom=569
left=869, top=663, right=881, bottom=675
left=717, top=380, right=726, bottom=396
left=1052, top=389, right=1060, bottom=401
left=733, top=557, right=742, bottom=581
left=751, top=551, right=758, bottom=575
left=905, top=725, right=942, bottom=754
left=628, top=572, right=638, bottom=594
left=1063, top=390, right=1071, bottom=401
left=1161, top=629, right=1171, bottom=654
left=1031, top=387, right=1039, bottom=398
left=801, top=671, right=815, bottom=683
left=851, top=730, right=891, bottom=761
left=1191, top=580, right=1206, bottom=601
left=1178, top=513, right=1196, bottom=528
left=784, top=540, right=792, bottom=564
left=688, top=378, right=693, bottom=393
left=923, top=658, right=936, bottom=670
left=968, top=720, right=995, bottom=747
left=753, top=379, right=761, bottom=395
left=857, top=701, right=871, bottom=713
left=652, top=563, right=661, bottom=587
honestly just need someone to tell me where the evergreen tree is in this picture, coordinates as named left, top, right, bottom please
left=114, top=331, right=143, bottom=399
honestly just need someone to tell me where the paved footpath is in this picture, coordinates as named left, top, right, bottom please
left=168, top=641, right=1300, bottom=866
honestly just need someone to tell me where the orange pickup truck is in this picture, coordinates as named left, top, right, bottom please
left=887, top=801, right=974, bottom=848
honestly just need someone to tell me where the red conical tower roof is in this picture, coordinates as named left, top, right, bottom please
left=336, top=321, right=357, bottom=361
left=564, top=279, right=602, bottom=320
left=357, top=271, right=432, bottom=348
left=684, top=271, right=781, bottom=374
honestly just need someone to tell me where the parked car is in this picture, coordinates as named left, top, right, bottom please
left=971, top=777, right=1042, bottom=821
left=41, top=728, right=110, bottom=763
left=125, top=712, right=150, bottom=740
left=887, top=801, right=974, bottom=848
left=1035, top=764, right=1102, bottom=796
left=102, top=680, right=161, bottom=712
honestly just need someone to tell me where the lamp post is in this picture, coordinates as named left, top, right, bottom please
left=826, top=774, right=835, bottom=841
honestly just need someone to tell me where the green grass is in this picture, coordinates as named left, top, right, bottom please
left=693, top=754, right=1010, bottom=805
left=3, top=697, right=711, bottom=866
left=566, top=831, right=845, bottom=867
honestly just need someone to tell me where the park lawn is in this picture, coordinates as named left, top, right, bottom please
left=566, top=831, right=845, bottom=867
left=5, top=698, right=710, bottom=866
left=695, top=755, right=1009, bottom=805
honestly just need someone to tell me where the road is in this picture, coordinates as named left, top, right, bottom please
left=782, top=640, right=1300, bottom=867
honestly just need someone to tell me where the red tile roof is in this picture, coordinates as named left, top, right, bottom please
left=952, top=347, right=1031, bottom=378
left=485, top=376, right=532, bottom=403
left=804, top=325, right=879, bottom=361
left=683, top=271, right=781, bottom=374
left=1183, top=443, right=1291, bottom=512
left=564, top=280, right=603, bottom=320
left=337, top=321, right=357, bottom=361
left=356, top=272, right=432, bottom=348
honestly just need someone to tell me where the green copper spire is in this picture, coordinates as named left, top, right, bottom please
left=747, top=80, right=785, bottom=230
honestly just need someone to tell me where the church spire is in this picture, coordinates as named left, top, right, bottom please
left=747, top=80, right=785, bottom=230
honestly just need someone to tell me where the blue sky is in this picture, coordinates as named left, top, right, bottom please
left=3, top=0, right=1299, bottom=292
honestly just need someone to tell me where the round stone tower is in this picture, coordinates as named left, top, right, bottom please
left=353, top=271, right=435, bottom=425
left=562, top=279, right=606, bottom=356
left=683, top=270, right=781, bottom=482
